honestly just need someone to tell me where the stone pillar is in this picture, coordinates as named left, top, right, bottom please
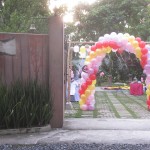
left=49, top=16, right=64, bottom=128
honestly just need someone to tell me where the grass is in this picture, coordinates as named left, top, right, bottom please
left=103, top=92, right=121, bottom=118
left=112, top=92, right=139, bottom=118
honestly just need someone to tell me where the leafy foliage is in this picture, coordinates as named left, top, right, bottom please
left=0, top=0, right=50, bottom=33
left=98, top=51, right=143, bottom=83
left=66, top=0, right=150, bottom=41
left=0, top=80, right=53, bottom=129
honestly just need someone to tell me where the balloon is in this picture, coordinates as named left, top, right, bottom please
left=80, top=78, right=86, bottom=84
left=96, top=42, right=103, bottom=49
left=79, top=99, right=84, bottom=105
left=92, top=80, right=96, bottom=85
left=141, top=54, right=147, bottom=63
left=81, top=83, right=88, bottom=91
left=85, top=56, right=91, bottom=62
left=88, top=104, right=95, bottom=111
left=132, top=41, right=139, bottom=48
left=80, top=104, right=88, bottom=111
left=73, top=45, right=79, bottom=52
left=90, top=74, right=96, bottom=80
left=81, top=72, right=88, bottom=79
left=96, top=56, right=103, bottom=62
left=146, top=89, right=150, bottom=95
left=135, top=37, right=141, bottom=42
left=117, top=49, right=123, bottom=54
left=80, top=46, right=86, bottom=53
left=98, top=36, right=105, bottom=41
left=109, top=41, right=119, bottom=49
left=88, top=84, right=95, bottom=91
left=87, top=94, right=94, bottom=101
left=147, top=84, right=150, bottom=89
left=96, top=49, right=102, bottom=56
left=91, top=45, right=97, bottom=51
left=139, top=41, right=146, bottom=48
left=103, top=41, right=109, bottom=47
left=85, top=99, right=91, bottom=105
left=141, top=48, right=148, bottom=55
left=89, top=51, right=97, bottom=59
left=79, top=88, right=84, bottom=95
left=81, top=94, right=87, bottom=101
left=85, top=90, right=91, bottom=97
left=124, top=33, right=130, bottom=37
left=86, top=78, right=92, bottom=85
left=147, top=100, right=150, bottom=105
left=88, top=68, right=94, bottom=75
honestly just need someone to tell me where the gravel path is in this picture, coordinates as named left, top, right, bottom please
left=1, top=143, right=150, bottom=150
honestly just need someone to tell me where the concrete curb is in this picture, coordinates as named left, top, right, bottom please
left=0, top=125, right=51, bottom=135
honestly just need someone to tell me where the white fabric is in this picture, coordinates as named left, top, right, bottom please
left=70, top=81, right=78, bottom=95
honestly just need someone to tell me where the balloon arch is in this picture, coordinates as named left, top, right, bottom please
left=78, top=32, right=150, bottom=111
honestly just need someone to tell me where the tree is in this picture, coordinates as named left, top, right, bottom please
left=0, top=0, right=50, bottom=33
left=66, top=0, right=150, bottom=41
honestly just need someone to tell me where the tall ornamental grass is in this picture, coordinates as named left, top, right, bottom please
left=0, top=80, right=53, bottom=129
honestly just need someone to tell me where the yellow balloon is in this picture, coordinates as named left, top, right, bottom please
left=92, top=80, right=96, bottom=85
left=128, top=36, right=135, bottom=42
left=135, top=47, right=141, bottom=59
left=148, top=84, right=150, bottom=90
left=124, top=33, right=130, bottom=37
left=146, top=89, right=150, bottom=95
left=80, top=46, right=86, bottom=53
left=79, top=99, right=84, bottom=105
left=85, top=56, right=91, bottom=62
left=81, top=94, right=86, bottom=101
left=89, top=51, right=96, bottom=59
left=132, top=41, right=139, bottom=48
left=106, top=47, right=112, bottom=53
left=85, top=90, right=91, bottom=97
left=96, top=49, right=102, bottom=56
left=88, top=84, right=95, bottom=91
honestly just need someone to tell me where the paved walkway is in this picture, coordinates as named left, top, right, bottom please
left=65, top=87, right=150, bottom=119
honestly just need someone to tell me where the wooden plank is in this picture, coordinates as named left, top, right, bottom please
left=29, top=34, right=37, bottom=81
left=20, top=34, right=30, bottom=81
left=35, top=35, right=43, bottom=84
left=12, top=34, right=22, bottom=81
left=42, top=35, right=49, bottom=85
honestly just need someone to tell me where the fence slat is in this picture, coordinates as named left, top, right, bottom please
left=0, top=33, right=49, bottom=85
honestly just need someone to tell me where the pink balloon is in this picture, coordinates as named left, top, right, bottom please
left=87, top=62, right=92, bottom=68
left=80, top=104, right=88, bottom=111
left=88, top=68, right=94, bottom=75
left=144, top=65, right=150, bottom=74
left=146, top=75, right=150, bottom=81
left=85, top=99, right=91, bottom=105
left=88, top=104, right=95, bottom=111
left=145, top=79, right=150, bottom=85
left=80, top=78, right=86, bottom=84
left=96, top=56, right=102, bottom=61
left=87, top=94, right=94, bottom=101
left=91, top=58, right=97, bottom=66
left=81, top=72, right=89, bottom=79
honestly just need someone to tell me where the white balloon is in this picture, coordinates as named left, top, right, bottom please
left=74, top=45, right=79, bottom=52
left=98, top=36, right=105, bottom=42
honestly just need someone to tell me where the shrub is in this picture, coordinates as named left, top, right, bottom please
left=0, top=80, right=53, bottom=129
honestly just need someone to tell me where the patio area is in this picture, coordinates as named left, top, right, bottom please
left=65, top=88, right=150, bottom=119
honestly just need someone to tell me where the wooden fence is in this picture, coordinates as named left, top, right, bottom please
left=0, top=33, right=49, bottom=85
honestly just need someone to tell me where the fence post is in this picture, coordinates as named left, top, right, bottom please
left=48, top=16, right=64, bottom=128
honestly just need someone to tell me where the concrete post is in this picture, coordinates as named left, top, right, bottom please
left=48, top=16, right=64, bottom=128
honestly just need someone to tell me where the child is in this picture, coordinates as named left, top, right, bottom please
left=70, top=78, right=78, bottom=102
